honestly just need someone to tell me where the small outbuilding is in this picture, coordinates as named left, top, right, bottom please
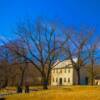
left=95, top=75, right=100, bottom=85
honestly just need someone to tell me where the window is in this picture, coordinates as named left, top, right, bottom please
left=53, top=77, right=55, bottom=82
left=68, top=78, right=70, bottom=83
left=56, top=78, right=58, bottom=82
left=53, top=69, right=55, bottom=73
left=65, top=69, right=66, bottom=73
left=68, top=69, right=70, bottom=73
left=64, top=78, right=66, bottom=82
left=60, top=69, right=62, bottom=73
left=56, top=69, right=58, bottom=73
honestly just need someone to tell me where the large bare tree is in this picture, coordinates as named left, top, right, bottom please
left=6, top=19, right=61, bottom=89
left=62, top=28, right=94, bottom=84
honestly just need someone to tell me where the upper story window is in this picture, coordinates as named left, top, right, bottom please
left=60, top=69, right=62, bottom=73
left=68, top=69, right=70, bottom=73
left=56, top=69, right=57, bottom=73
left=65, top=68, right=66, bottom=73
left=53, top=69, right=55, bottom=73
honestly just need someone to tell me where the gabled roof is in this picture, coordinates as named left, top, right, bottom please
left=53, top=58, right=77, bottom=69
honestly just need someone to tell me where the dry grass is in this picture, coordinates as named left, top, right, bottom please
left=4, top=86, right=100, bottom=100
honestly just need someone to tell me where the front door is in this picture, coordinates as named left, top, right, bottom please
left=59, top=78, right=62, bottom=85
left=85, top=77, right=88, bottom=85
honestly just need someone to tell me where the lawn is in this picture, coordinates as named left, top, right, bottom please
left=2, top=86, right=100, bottom=100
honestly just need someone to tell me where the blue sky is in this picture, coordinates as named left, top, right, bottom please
left=0, top=0, right=100, bottom=37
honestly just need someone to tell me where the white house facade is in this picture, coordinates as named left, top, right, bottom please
left=51, top=59, right=89, bottom=86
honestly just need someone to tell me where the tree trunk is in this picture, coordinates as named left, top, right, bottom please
left=91, top=63, right=94, bottom=85
left=91, top=76, right=94, bottom=86
left=20, top=65, right=26, bottom=86
left=76, top=69, right=80, bottom=85
left=20, top=72, right=24, bottom=87
left=17, top=69, right=25, bottom=93
left=43, top=83, right=48, bottom=90
left=42, top=77, right=48, bottom=90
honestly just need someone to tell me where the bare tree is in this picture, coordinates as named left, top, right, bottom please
left=6, top=19, right=60, bottom=89
left=87, top=37, right=100, bottom=85
left=12, top=48, right=28, bottom=92
left=62, top=28, right=94, bottom=85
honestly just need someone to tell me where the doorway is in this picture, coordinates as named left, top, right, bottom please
left=85, top=77, right=88, bottom=85
left=59, top=78, right=62, bottom=85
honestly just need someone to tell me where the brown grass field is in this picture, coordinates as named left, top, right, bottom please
left=2, top=86, right=100, bottom=100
